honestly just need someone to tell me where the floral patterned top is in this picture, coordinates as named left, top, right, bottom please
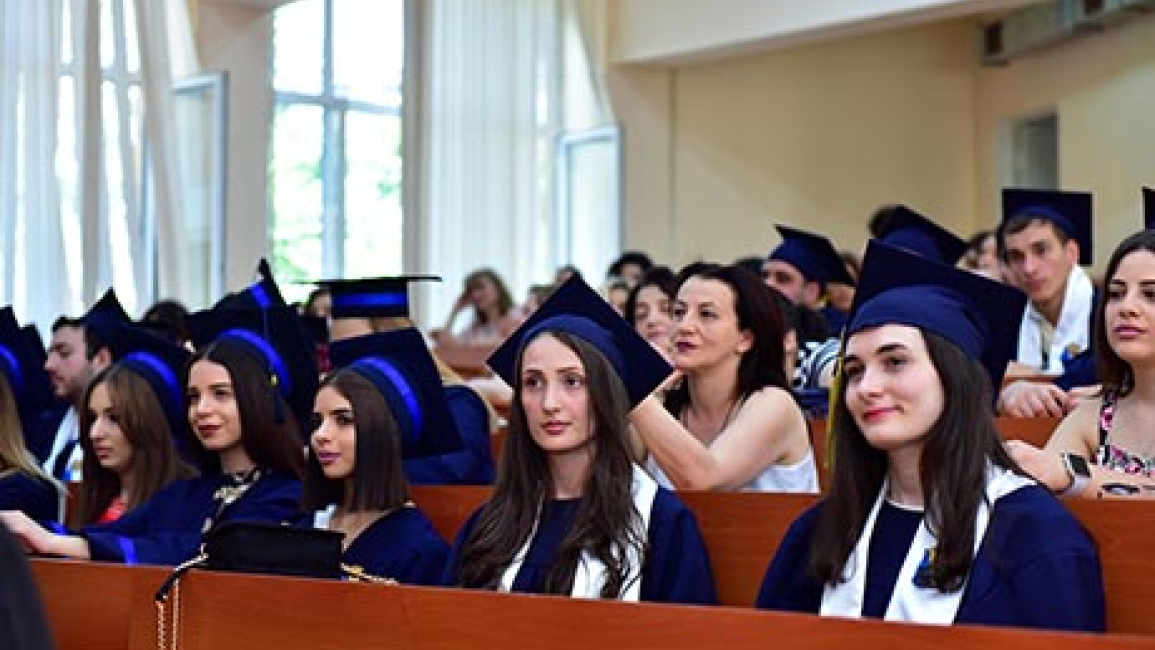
left=1097, top=391, right=1155, bottom=476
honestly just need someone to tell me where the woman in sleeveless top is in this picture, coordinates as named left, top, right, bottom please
left=434, top=268, right=524, bottom=346
left=630, top=263, right=816, bottom=492
left=447, top=276, right=716, bottom=604
left=1010, top=230, right=1155, bottom=497
left=757, top=242, right=1103, bottom=631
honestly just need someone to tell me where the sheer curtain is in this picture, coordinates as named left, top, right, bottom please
left=417, top=0, right=561, bottom=328
left=415, top=0, right=621, bottom=327
left=0, top=0, right=198, bottom=330
left=134, top=0, right=200, bottom=309
left=0, top=1, right=69, bottom=330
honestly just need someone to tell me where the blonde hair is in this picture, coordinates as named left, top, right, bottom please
left=0, top=374, right=58, bottom=488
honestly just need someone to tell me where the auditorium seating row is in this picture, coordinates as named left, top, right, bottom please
left=33, top=482, right=1155, bottom=649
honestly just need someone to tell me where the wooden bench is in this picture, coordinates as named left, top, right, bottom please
left=409, top=485, right=1155, bottom=635
left=31, top=559, right=1155, bottom=650
left=433, top=341, right=498, bottom=380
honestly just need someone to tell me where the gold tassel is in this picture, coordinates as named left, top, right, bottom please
left=825, top=331, right=850, bottom=475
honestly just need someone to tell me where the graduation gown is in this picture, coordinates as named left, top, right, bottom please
left=0, top=473, right=58, bottom=523
left=23, top=405, right=67, bottom=466
left=402, top=385, right=496, bottom=485
left=755, top=485, right=1104, bottom=632
left=337, top=507, right=450, bottom=586
left=447, top=489, right=717, bottom=605
left=80, top=471, right=303, bottom=566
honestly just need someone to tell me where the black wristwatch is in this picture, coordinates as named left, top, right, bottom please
left=1059, top=452, right=1091, bottom=498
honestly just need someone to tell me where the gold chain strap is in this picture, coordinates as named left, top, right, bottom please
left=341, top=563, right=399, bottom=585
left=156, top=579, right=181, bottom=650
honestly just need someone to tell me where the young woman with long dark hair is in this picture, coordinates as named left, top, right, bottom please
left=756, top=242, right=1103, bottom=631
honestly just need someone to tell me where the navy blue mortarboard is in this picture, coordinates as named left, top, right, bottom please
left=0, top=308, right=57, bottom=423
left=214, top=259, right=289, bottom=311
left=328, top=328, right=463, bottom=458
left=1001, top=188, right=1093, bottom=265
left=847, top=240, right=1028, bottom=393
left=876, top=205, right=967, bottom=266
left=106, top=322, right=192, bottom=438
left=323, top=275, right=441, bottom=320
left=1143, top=187, right=1154, bottom=230
left=186, top=306, right=319, bottom=431
left=768, top=225, right=855, bottom=286
left=82, top=288, right=132, bottom=350
left=487, top=274, right=672, bottom=409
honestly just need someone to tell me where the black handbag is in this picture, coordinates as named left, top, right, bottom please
left=154, top=522, right=344, bottom=604
left=154, top=522, right=394, bottom=649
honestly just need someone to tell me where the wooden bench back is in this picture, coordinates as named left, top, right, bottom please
left=32, top=559, right=1155, bottom=650
left=409, top=485, right=1155, bottom=634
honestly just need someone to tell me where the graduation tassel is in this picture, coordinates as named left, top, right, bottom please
left=825, top=331, right=850, bottom=475
left=270, top=371, right=286, bottom=424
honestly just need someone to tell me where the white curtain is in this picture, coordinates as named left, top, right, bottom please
left=0, top=0, right=198, bottom=331
left=0, top=0, right=70, bottom=331
left=417, top=0, right=561, bottom=328
left=134, top=0, right=200, bottom=309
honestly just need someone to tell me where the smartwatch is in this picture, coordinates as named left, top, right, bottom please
left=1059, top=452, right=1091, bottom=498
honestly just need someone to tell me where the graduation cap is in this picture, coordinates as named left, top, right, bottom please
left=327, top=327, right=463, bottom=458
left=0, top=308, right=57, bottom=424
left=323, top=275, right=441, bottom=320
left=215, top=258, right=289, bottom=311
left=876, top=205, right=967, bottom=266
left=186, top=306, right=319, bottom=431
left=106, top=322, right=192, bottom=439
left=1143, top=187, right=1155, bottom=230
left=847, top=240, right=1028, bottom=393
left=488, top=274, right=672, bottom=409
left=82, top=288, right=132, bottom=350
left=767, top=225, right=855, bottom=286
left=1001, top=188, right=1093, bottom=265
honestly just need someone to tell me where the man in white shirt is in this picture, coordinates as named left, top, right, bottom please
left=38, top=290, right=127, bottom=479
left=997, top=189, right=1096, bottom=418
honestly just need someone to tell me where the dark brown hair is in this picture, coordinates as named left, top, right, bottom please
left=809, top=330, right=1020, bottom=592
left=302, top=369, right=409, bottom=512
left=664, top=263, right=790, bottom=415
left=186, top=340, right=306, bottom=479
left=1094, top=229, right=1155, bottom=398
left=453, top=331, right=644, bottom=598
left=76, top=365, right=194, bottom=526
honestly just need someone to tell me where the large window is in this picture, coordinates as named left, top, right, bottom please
left=59, top=0, right=147, bottom=314
left=270, top=0, right=406, bottom=301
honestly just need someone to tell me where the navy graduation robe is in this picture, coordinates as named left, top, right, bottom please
left=755, top=485, right=1105, bottom=632
left=402, top=385, right=496, bottom=486
left=23, top=405, right=67, bottom=466
left=0, top=473, right=58, bottom=523
left=447, top=489, right=717, bottom=605
left=80, top=471, right=302, bottom=566
left=820, top=304, right=848, bottom=337
left=338, top=507, right=449, bottom=586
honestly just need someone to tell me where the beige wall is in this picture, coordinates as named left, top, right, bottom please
left=976, top=15, right=1155, bottom=271
left=194, top=1, right=274, bottom=291
left=612, top=0, right=1041, bottom=65
left=612, top=20, right=980, bottom=267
